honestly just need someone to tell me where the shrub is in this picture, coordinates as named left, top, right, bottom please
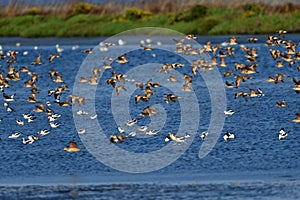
left=167, top=5, right=207, bottom=24
left=242, top=3, right=265, bottom=18
left=72, top=2, right=93, bottom=15
left=123, top=8, right=152, bottom=21
left=190, top=5, right=207, bottom=19
left=198, top=18, right=220, bottom=34
left=27, top=7, right=42, bottom=16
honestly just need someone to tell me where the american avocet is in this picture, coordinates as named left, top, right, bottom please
left=118, top=125, right=125, bottom=134
left=125, top=119, right=138, bottom=127
left=78, top=129, right=86, bottom=134
left=138, top=126, right=148, bottom=132
left=224, top=110, right=235, bottom=116
left=165, top=132, right=189, bottom=143
left=223, top=131, right=235, bottom=142
left=146, top=129, right=159, bottom=135
left=200, top=131, right=208, bottom=140
left=38, top=129, right=50, bottom=136
left=16, top=119, right=24, bottom=126
left=3, top=92, right=15, bottom=102
left=8, top=132, right=21, bottom=139
left=90, top=114, right=97, bottom=120
left=278, top=128, right=289, bottom=140
left=50, top=122, right=60, bottom=128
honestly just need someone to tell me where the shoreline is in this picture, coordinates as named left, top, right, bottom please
left=1, top=169, right=299, bottom=186
left=1, top=34, right=300, bottom=46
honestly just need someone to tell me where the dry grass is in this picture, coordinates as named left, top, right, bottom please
left=1, top=0, right=299, bottom=18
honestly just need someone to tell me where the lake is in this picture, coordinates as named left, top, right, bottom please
left=0, top=31, right=300, bottom=199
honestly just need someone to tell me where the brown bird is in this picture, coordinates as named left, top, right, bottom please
left=219, top=57, right=227, bottom=67
left=79, top=76, right=88, bottom=83
left=111, top=70, right=125, bottom=83
left=81, top=48, right=92, bottom=54
left=27, top=93, right=37, bottom=103
left=248, top=37, right=258, bottom=43
left=277, top=30, right=287, bottom=37
left=135, top=94, right=149, bottom=104
left=116, top=85, right=127, bottom=96
left=48, top=54, right=60, bottom=63
left=33, top=104, right=45, bottom=112
left=235, top=91, right=248, bottom=102
left=225, top=81, right=235, bottom=88
left=224, top=70, right=233, bottom=77
left=89, top=75, right=98, bottom=85
left=106, top=79, right=116, bottom=88
left=292, top=77, right=300, bottom=93
left=53, top=73, right=64, bottom=83
left=276, top=100, right=286, bottom=107
left=292, top=113, right=300, bottom=123
left=229, top=36, right=237, bottom=45
left=139, top=106, right=156, bottom=116
left=57, top=99, right=70, bottom=106
left=110, top=135, right=126, bottom=143
left=116, top=54, right=128, bottom=63
left=163, top=93, right=181, bottom=103
left=135, top=81, right=144, bottom=90
left=168, top=75, right=177, bottom=82
left=103, top=62, right=112, bottom=69
left=31, top=54, right=42, bottom=65
left=277, top=61, right=283, bottom=68
left=64, top=141, right=81, bottom=152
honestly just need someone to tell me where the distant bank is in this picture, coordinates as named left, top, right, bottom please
left=0, top=1, right=299, bottom=37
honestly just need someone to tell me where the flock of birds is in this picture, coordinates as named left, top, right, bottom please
left=0, top=30, right=299, bottom=154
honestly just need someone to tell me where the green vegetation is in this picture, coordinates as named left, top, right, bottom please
left=0, top=2, right=299, bottom=37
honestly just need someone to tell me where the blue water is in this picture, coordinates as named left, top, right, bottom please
left=0, top=35, right=300, bottom=199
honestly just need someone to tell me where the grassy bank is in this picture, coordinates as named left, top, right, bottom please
left=0, top=2, right=300, bottom=37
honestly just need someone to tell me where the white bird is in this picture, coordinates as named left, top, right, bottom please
left=78, top=129, right=86, bottom=134
left=200, top=131, right=208, bottom=140
left=178, top=133, right=190, bottom=140
left=165, top=132, right=189, bottom=143
left=38, top=129, right=50, bottom=136
left=22, top=135, right=38, bottom=144
left=56, top=44, right=63, bottom=53
left=224, top=110, right=235, bottom=116
left=16, top=119, right=24, bottom=126
left=223, top=131, right=235, bottom=142
left=257, top=88, right=265, bottom=97
left=128, top=131, right=136, bottom=137
left=50, top=122, right=60, bottom=128
left=6, top=107, right=14, bottom=112
left=8, top=132, right=21, bottom=139
left=48, top=114, right=60, bottom=122
left=118, top=125, right=125, bottom=133
left=90, top=114, right=97, bottom=120
left=77, top=110, right=88, bottom=115
left=23, top=113, right=34, bottom=119
left=145, top=129, right=159, bottom=135
left=138, top=126, right=148, bottom=132
left=278, top=128, right=289, bottom=140
left=27, top=116, right=36, bottom=123
left=3, top=93, right=15, bottom=102
left=125, top=119, right=138, bottom=126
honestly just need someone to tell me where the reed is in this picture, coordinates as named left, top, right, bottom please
left=0, top=0, right=300, bottom=37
